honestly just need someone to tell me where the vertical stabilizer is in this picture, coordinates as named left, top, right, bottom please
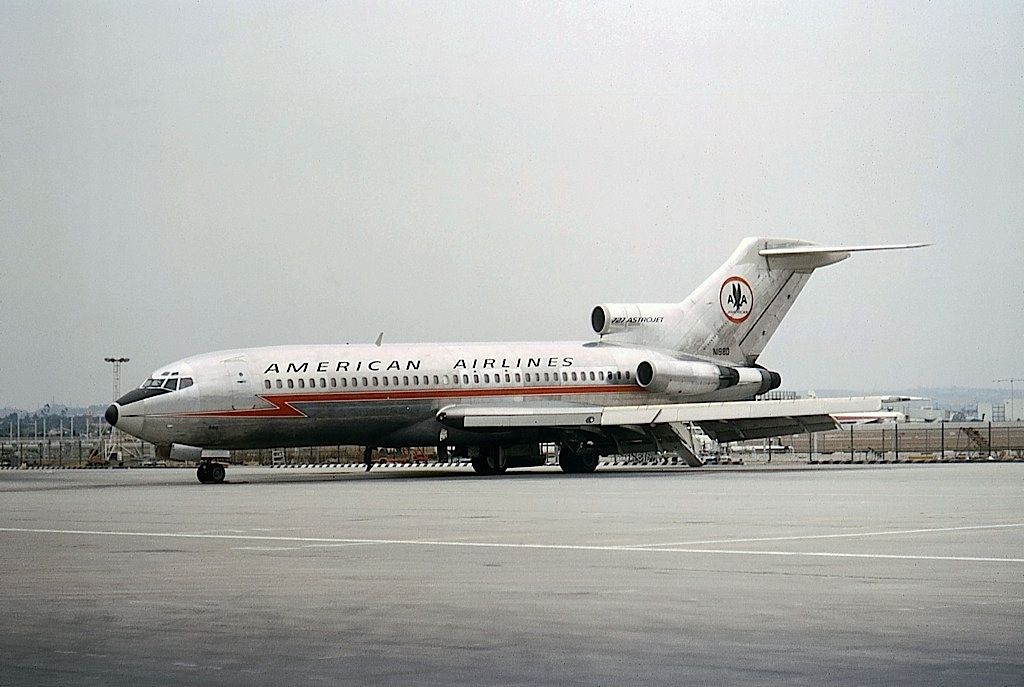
left=598, top=237, right=927, bottom=365
left=662, top=237, right=817, bottom=364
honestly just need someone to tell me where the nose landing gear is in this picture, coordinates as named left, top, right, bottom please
left=197, top=461, right=226, bottom=484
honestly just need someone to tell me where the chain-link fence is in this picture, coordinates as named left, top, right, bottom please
left=727, top=421, right=1024, bottom=464
left=2, top=422, right=1022, bottom=469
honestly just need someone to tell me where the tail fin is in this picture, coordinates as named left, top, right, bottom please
left=598, top=237, right=927, bottom=365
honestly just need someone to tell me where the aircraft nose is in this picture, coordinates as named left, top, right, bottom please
left=105, top=404, right=119, bottom=427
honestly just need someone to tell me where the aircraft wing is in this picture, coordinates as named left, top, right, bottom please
left=437, top=396, right=885, bottom=441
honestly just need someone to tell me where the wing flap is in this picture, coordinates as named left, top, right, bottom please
left=438, top=397, right=883, bottom=431
left=697, top=414, right=838, bottom=443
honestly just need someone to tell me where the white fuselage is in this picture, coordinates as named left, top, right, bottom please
left=111, top=340, right=763, bottom=450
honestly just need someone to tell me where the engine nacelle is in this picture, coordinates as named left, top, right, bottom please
left=155, top=443, right=204, bottom=463
left=636, top=359, right=782, bottom=397
left=591, top=303, right=680, bottom=336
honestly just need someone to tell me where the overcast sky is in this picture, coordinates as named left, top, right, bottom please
left=1, top=2, right=1022, bottom=409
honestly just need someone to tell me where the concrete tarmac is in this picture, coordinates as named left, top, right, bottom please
left=0, top=464, right=1021, bottom=686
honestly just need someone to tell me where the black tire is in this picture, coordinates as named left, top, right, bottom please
left=470, top=448, right=506, bottom=476
left=577, top=450, right=599, bottom=473
left=196, top=463, right=210, bottom=484
left=209, top=463, right=226, bottom=483
left=471, top=454, right=495, bottom=475
left=559, top=444, right=599, bottom=474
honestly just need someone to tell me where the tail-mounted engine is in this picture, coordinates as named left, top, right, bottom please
left=636, top=359, right=781, bottom=397
left=591, top=303, right=681, bottom=336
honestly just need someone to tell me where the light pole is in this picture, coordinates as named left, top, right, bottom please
left=994, top=378, right=1023, bottom=421
left=42, top=403, right=49, bottom=461
left=104, top=357, right=130, bottom=402
left=104, top=357, right=130, bottom=463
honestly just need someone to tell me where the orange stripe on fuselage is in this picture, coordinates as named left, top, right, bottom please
left=174, top=384, right=640, bottom=418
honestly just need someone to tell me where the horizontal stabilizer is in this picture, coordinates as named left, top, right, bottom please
left=757, top=241, right=929, bottom=271
left=759, top=242, right=930, bottom=257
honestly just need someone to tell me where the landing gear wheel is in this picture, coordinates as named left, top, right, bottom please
left=558, top=443, right=600, bottom=474
left=197, top=462, right=226, bottom=484
left=208, top=463, right=226, bottom=483
left=470, top=448, right=506, bottom=476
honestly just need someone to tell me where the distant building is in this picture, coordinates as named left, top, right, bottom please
left=758, top=390, right=799, bottom=401
left=978, top=402, right=1007, bottom=422
left=904, top=406, right=949, bottom=422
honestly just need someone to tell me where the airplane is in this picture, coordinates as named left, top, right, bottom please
left=105, top=237, right=928, bottom=483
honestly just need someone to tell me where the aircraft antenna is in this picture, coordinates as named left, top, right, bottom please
left=375, top=332, right=384, bottom=347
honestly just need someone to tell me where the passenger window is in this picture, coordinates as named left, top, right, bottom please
left=330, top=378, right=337, bottom=388
left=515, top=373, right=521, bottom=382
left=298, top=379, right=305, bottom=389
left=410, top=376, right=416, bottom=385
left=382, top=376, right=389, bottom=387
left=473, top=374, right=480, bottom=383
left=276, top=379, right=283, bottom=389
left=362, top=377, right=368, bottom=386
left=433, top=375, right=439, bottom=384
left=483, top=374, right=490, bottom=383
left=320, top=378, right=326, bottom=388
left=571, top=372, right=577, bottom=381
left=452, top=375, right=459, bottom=384
left=562, top=372, right=568, bottom=381
left=372, top=377, right=379, bottom=386
left=525, top=373, right=531, bottom=382
left=504, top=374, right=511, bottom=382
left=288, top=379, right=295, bottom=389
left=463, top=375, right=470, bottom=384
left=543, top=373, right=550, bottom=382
left=341, top=378, right=347, bottom=387
left=264, top=380, right=271, bottom=389
left=393, top=376, right=399, bottom=386
left=616, top=371, right=622, bottom=381
left=625, top=371, right=631, bottom=379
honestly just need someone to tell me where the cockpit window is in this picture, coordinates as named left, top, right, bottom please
left=140, top=376, right=193, bottom=392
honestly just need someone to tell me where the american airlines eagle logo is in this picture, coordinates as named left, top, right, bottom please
left=720, top=276, right=753, bottom=323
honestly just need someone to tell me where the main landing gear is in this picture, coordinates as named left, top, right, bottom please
left=470, top=446, right=507, bottom=476
left=197, top=461, right=226, bottom=484
left=558, top=442, right=600, bottom=474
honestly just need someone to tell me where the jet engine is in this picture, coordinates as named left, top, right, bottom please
left=591, top=303, right=680, bottom=336
left=155, top=443, right=204, bottom=463
left=636, top=359, right=781, bottom=397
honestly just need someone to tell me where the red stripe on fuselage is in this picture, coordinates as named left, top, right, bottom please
left=171, top=384, right=640, bottom=419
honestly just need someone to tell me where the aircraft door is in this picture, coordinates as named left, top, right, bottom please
left=223, top=358, right=256, bottom=410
